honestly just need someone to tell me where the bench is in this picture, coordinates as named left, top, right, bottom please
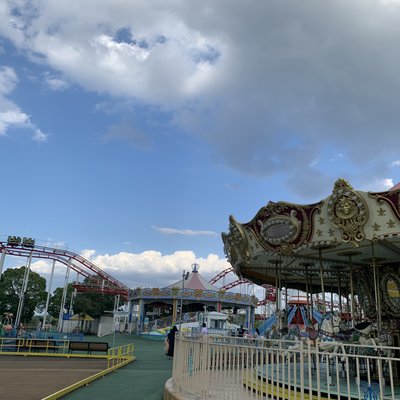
left=69, top=341, right=109, bottom=354
left=28, top=339, right=58, bottom=353
left=8, top=339, right=57, bottom=353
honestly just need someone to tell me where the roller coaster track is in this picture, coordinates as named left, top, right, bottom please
left=221, top=278, right=252, bottom=290
left=209, top=267, right=234, bottom=284
left=0, top=241, right=131, bottom=298
left=210, top=267, right=278, bottom=306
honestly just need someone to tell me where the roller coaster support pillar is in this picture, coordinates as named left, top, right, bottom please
left=42, top=260, right=56, bottom=329
left=15, top=252, right=33, bottom=329
left=0, top=249, right=6, bottom=279
left=57, top=261, right=71, bottom=332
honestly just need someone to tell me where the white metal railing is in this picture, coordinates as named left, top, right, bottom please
left=172, top=333, right=400, bottom=400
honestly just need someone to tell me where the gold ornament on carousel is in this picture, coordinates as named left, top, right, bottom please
left=327, top=179, right=368, bottom=246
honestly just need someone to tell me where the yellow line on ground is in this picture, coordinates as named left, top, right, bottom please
left=42, top=356, right=135, bottom=400
left=243, top=370, right=327, bottom=400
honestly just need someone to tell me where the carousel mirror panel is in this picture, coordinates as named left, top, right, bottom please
left=381, top=272, right=400, bottom=316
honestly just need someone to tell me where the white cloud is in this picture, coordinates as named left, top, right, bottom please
left=0, top=66, right=49, bottom=141
left=2, top=2, right=400, bottom=195
left=360, top=178, right=394, bottom=192
left=391, top=160, right=400, bottom=167
left=43, top=73, right=69, bottom=91
left=81, top=249, right=229, bottom=288
left=4, top=249, right=250, bottom=295
left=0, top=65, right=18, bottom=94
left=224, top=183, right=240, bottom=190
left=152, top=226, right=218, bottom=236
left=32, top=128, right=48, bottom=142
left=102, top=119, right=153, bottom=150
left=330, top=153, right=345, bottom=162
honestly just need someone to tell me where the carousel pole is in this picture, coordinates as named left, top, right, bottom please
left=284, top=274, right=288, bottom=311
left=370, top=241, right=382, bottom=330
left=318, top=248, right=327, bottom=315
left=309, top=273, right=314, bottom=323
left=338, top=251, right=361, bottom=328
left=305, top=265, right=309, bottom=315
left=348, top=255, right=355, bottom=328
left=274, top=261, right=279, bottom=315
left=273, top=257, right=282, bottom=330
left=338, top=267, right=343, bottom=314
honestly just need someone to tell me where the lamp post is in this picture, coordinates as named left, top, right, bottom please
left=179, top=269, right=189, bottom=332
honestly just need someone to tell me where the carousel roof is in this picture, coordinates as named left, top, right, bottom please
left=221, top=178, right=400, bottom=294
left=165, top=263, right=218, bottom=291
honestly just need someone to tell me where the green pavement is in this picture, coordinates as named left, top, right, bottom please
left=63, top=334, right=172, bottom=400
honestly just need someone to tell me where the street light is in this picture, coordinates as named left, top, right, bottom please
left=179, top=269, right=190, bottom=331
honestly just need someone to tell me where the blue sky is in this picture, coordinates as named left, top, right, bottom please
left=1, top=0, right=400, bottom=292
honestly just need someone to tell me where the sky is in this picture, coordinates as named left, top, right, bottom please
left=1, top=0, right=400, bottom=294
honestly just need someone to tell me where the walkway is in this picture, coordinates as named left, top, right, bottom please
left=64, top=334, right=172, bottom=400
left=0, top=334, right=171, bottom=400
left=0, top=356, right=107, bottom=400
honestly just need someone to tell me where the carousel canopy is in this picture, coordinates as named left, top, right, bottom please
left=222, top=178, right=400, bottom=297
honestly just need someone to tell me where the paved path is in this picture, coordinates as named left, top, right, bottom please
left=0, top=356, right=107, bottom=400
left=64, top=334, right=172, bottom=400
left=0, top=334, right=172, bottom=400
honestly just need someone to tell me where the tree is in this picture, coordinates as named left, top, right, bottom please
left=47, top=284, right=75, bottom=319
left=48, top=277, right=115, bottom=319
left=0, top=266, right=47, bottom=323
left=73, top=292, right=115, bottom=318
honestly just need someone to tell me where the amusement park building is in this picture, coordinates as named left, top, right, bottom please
left=130, top=263, right=258, bottom=332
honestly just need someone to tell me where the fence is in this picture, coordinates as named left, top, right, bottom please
left=0, top=337, right=134, bottom=366
left=172, top=333, right=400, bottom=400
left=107, top=343, right=135, bottom=368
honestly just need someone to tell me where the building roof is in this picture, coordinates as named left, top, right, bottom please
left=165, top=263, right=219, bottom=291
left=390, top=182, right=400, bottom=191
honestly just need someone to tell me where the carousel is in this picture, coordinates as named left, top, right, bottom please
left=166, top=179, right=400, bottom=399
left=222, top=178, right=400, bottom=335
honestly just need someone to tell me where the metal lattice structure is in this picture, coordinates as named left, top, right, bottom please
left=0, top=239, right=132, bottom=299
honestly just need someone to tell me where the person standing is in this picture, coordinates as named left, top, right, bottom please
left=201, top=322, right=208, bottom=334
left=166, top=325, right=178, bottom=359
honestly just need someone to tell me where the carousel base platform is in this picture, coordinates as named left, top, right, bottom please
left=164, top=362, right=400, bottom=399
left=243, top=362, right=400, bottom=400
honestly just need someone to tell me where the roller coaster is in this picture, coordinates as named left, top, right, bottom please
left=0, top=236, right=131, bottom=298
left=0, top=236, right=275, bottom=307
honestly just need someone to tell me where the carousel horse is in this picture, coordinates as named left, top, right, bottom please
left=287, top=313, right=342, bottom=352
left=314, top=313, right=347, bottom=358
left=286, top=313, right=346, bottom=374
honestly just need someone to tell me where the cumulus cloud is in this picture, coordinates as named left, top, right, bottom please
left=80, top=249, right=229, bottom=288
left=0, top=65, right=49, bottom=141
left=6, top=249, right=257, bottom=296
left=152, top=226, right=218, bottom=236
left=2, top=1, right=400, bottom=195
left=102, top=119, right=153, bottom=150
left=361, top=178, right=394, bottom=192
left=43, top=72, right=69, bottom=91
